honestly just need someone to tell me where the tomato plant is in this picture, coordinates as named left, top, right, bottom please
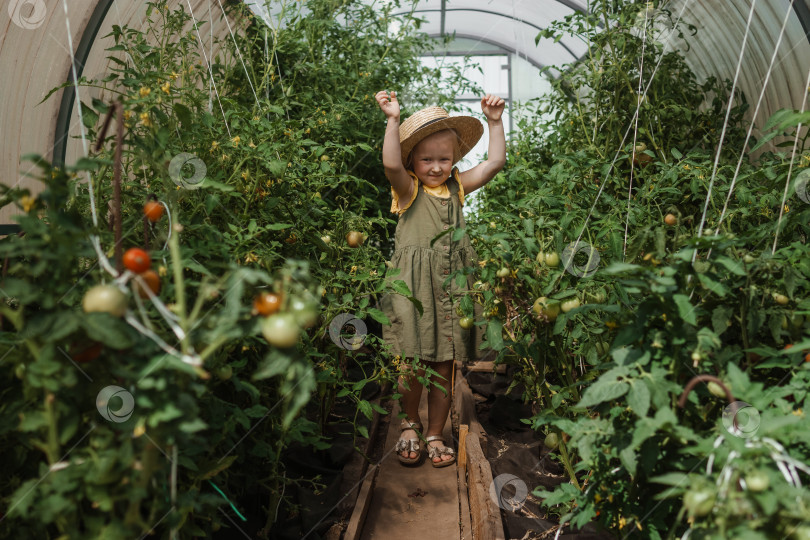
left=467, top=1, right=810, bottom=537
left=0, top=0, right=478, bottom=537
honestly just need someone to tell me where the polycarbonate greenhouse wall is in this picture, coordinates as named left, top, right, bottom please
left=1, top=0, right=808, bottom=226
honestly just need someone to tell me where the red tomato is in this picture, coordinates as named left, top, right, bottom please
left=143, top=201, right=164, bottom=222
left=123, top=248, right=151, bottom=273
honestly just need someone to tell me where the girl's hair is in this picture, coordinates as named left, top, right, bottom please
left=405, top=128, right=462, bottom=169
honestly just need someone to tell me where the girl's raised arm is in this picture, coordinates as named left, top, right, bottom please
left=458, top=94, right=506, bottom=193
left=375, top=90, right=413, bottom=203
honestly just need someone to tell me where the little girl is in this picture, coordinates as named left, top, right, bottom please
left=375, top=90, right=506, bottom=466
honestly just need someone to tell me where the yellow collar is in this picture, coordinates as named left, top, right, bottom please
left=422, top=182, right=450, bottom=198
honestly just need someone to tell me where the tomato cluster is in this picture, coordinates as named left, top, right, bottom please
left=81, top=247, right=163, bottom=318
left=254, top=289, right=320, bottom=348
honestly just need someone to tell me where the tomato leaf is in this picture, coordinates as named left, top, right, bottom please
left=391, top=280, right=412, bottom=297
left=627, top=380, right=650, bottom=417
left=578, top=379, right=630, bottom=408
left=366, top=308, right=390, bottom=325
left=712, top=306, right=734, bottom=336
left=485, top=319, right=504, bottom=351
left=357, top=399, right=373, bottom=420
left=81, top=314, right=134, bottom=349
left=697, top=273, right=728, bottom=297
left=714, top=256, right=745, bottom=276
left=173, top=102, right=192, bottom=126
left=244, top=405, right=269, bottom=418
left=672, top=294, right=697, bottom=325
left=252, top=350, right=291, bottom=380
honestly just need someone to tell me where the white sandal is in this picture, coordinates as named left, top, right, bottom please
left=395, top=419, right=422, bottom=465
left=426, top=435, right=455, bottom=468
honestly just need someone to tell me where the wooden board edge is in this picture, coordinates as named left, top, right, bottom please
left=457, top=447, right=473, bottom=540
left=342, top=464, right=379, bottom=540
left=458, top=424, right=469, bottom=472
left=456, top=366, right=487, bottom=458
left=464, top=360, right=507, bottom=374
left=465, top=432, right=506, bottom=540
left=336, top=383, right=390, bottom=516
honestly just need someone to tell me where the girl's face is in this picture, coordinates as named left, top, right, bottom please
left=410, top=130, right=458, bottom=187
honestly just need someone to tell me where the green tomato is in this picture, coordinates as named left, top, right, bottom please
left=536, top=251, right=545, bottom=264
left=216, top=365, right=233, bottom=381
left=459, top=317, right=474, bottom=329
left=261, top=313, right=301, bottom=348
left=496, top=267, right=510, bottom=278
left=14, top=363, right=25, bottom=380
left=743, top=253, right=755, bottom=264
left=774, top=293, right=789, bottom=305
left=745, top=470, right=769, bottom=492
left=288, top=296, right=319, bottom=328
left=532, top=297, right=560, bottom=321
left=544, top=432, right=560, bottom=450
left=83, top=285, right=128, bottom=317
left=544, top=252, right=560, bottom=267
left=683, top=488, right=715, bottom=517
left=707, top=381, right=726, bottom=398
left=560, top=298, right=580, bottom=313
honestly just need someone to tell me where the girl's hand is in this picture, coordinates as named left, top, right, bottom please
left=376, top=90, right=401, bottom=120
left=481, top=94, right=505, bottom=122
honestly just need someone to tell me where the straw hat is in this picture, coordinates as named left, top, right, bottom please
left=399, top=107, right=483, bottom=168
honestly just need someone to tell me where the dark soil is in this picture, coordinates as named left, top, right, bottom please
left=465, top=367, right=613, bottom=540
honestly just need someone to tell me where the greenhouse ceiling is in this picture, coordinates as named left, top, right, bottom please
left=0, top=0, right=808, bottom=226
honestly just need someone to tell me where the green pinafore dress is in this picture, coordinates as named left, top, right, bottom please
left=382, top=169, right=486, bottom=363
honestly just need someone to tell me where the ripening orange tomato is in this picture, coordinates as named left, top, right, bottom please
left=134, top=269, right=161, bottom=298
left=253, top=292, right=283, bottom=316
left=143, top=201, right=165, bottom=222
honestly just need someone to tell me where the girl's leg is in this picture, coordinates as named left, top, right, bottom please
left=425, top=359, right=455, bottom=463
left=397, top=361, right=425, bottom=460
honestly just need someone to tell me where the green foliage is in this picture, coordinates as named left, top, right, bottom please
left=0, top=0, right=473, bottom=537
left=469, top=0, right=810, bottom=537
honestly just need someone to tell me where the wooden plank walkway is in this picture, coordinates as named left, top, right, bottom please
left=348, top=363, right=505, bottom=540
left=359, top=390, right=461, bottom=540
